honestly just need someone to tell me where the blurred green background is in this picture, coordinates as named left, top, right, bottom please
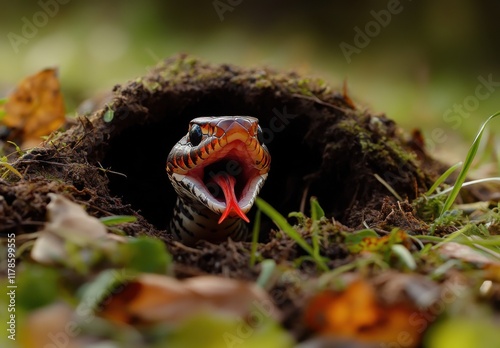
left=1, top=0, right=499, bottom=162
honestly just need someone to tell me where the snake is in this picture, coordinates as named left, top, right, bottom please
left=166, top=116, right=271, bottom=244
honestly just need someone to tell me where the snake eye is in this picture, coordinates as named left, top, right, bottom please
left=189, top=124, right=203, bottom=146
left=257, top=126, right=265, bottom=145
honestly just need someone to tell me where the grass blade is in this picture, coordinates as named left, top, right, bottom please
left=430, top=177, right=500, bottom=198
left=391, top=244, right=417, bottom=270
left=249, top=209, right=262, bottom=267
left=99, top=215, right=137, bottom=226
left=425, top=161, right=463, bottom=196
left=0, top=162, right=23, bottom=179
left=6, top=141, right=24, bottom=156
left=255, top=197, right=328, bottom=271
left=431, top=227, right=468, bottom=249
left=310, top=197, right=325, bottom=220
left=440, top=111, right=500, bottom=215
left=374, top=173, right=403, bottom=201
left=310, top=197, right=324, bottom=258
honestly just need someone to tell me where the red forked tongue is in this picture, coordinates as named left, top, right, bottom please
left=212, top=173, right=250, bottom=224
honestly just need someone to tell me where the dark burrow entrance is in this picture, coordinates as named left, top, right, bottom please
left=101, top=95, right=325, bottom=236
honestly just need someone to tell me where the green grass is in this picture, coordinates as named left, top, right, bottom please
left=309, top=197, right=324, bottom=260
left=99, top=215, right=138, bottom=226
left=426, top=161, right=463, bottom=196
left=439, top=111, right=500, bottom=215
left=374, top=173, right=403, bottom=201
left=255, top=197, right=329, bottom=271
left=0, top=159, right=22, bottom=179
left=249, top=209, right=262, bottom=267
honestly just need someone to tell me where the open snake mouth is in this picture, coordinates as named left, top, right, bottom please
left=173, top=141, right=267, bottom=222
left=204, top=159, right=245, bottom=200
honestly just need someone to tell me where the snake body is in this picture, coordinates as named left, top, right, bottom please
left=166, top=116, right=271, bottom=244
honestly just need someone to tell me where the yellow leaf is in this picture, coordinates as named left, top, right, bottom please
left=2, top=68, right=65, bottom=148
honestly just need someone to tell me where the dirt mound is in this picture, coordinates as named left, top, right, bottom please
left=0, top=54, right=443, bottom=241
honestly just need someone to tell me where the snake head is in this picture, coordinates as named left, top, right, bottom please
left=166, top=116, right=271, bottom=222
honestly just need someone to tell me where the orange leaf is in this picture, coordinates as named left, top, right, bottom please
left=305, top=279, right=427, bottom=347
left=3, top=68, right=65, bottom=148
left=100, top=274, right=281, bottom=326
left=19, top=303, right=79, bottom=348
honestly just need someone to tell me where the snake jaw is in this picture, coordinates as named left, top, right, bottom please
left=171, top=141, right=267, bottom=217
left=171, top=171, right=267, bottom=216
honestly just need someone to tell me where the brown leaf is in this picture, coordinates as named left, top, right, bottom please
left=305, top=279, right=426, bottom=347
left=19, top=302, right=82, bottom=348
left=100, top=274, right=281, bottom=325
left=438, top=242, right=500, bottom=266
left=2, top=68, right=65, bottom=148
left=372, top=271, right=441, bottom=308
left=31, top=194, right=122, bottom=265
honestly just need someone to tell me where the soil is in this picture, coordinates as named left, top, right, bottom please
left=1, top=54, right=478, bottom=342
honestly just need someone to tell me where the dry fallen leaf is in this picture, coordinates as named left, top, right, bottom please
left=19, top=302, right=82, bottom=348
left=2, top=68, right=65, bottom=148
left=100, top=274, right=281, bottom=325
left=31, top=193, right=122, bottom=264
left=438, top=242, right=500, bottom=266
left=305, top=279, right=427, bottom=347
left=372, top=271, right=441, bottom=308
